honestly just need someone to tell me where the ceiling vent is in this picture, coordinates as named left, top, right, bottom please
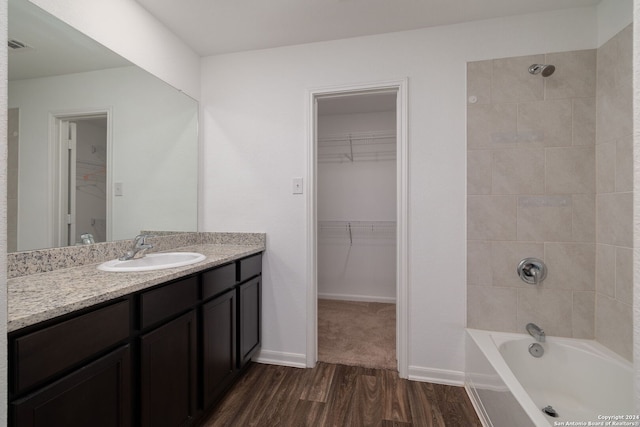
left=8, top=39, right=32, bottom=51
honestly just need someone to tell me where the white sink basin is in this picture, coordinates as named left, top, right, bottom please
left=98, top=252, right=206, bottom=272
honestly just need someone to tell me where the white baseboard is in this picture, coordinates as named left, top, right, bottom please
left=407, top=365, right=465, bottom=386
left=253, top=349, right=307, bottom=368
left=318, top=292, right=396, bottom=303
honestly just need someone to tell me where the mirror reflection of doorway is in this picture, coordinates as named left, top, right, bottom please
left=57, top=114, right=108, bottom=246
left=8, top=108, right=19, bottom=252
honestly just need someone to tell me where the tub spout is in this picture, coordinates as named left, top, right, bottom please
left=526, top=323, right=545, bottom=342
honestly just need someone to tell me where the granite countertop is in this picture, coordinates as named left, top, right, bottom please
left=8, top=243, right=264, bottom=333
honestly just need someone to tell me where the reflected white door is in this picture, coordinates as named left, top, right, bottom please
left=59, top=120, right=77, bottom=246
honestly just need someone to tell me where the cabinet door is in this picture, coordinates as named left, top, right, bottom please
left=202, top=289, right=236, bottom=408
left=237, top=277, right=261, bottom=368
left=12, top=345, right=131, bottom=427
left=140, top=311, right=196, bottom=427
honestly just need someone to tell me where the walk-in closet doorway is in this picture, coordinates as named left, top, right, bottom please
left=306, top=80, right=408, bottom=377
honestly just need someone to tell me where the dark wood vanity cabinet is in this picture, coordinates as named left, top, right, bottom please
left=12, top=345, right=131, bottom=427
left=140, top=311, right=197, bottom=427
left=8, top=252, right=263, bottom=427
left=202, top=289, right=236, bottom=408
left=238, top=276, right=261, bottom=368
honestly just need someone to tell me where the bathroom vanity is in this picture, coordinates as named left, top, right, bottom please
left=7, top=242, right=263, bottom=427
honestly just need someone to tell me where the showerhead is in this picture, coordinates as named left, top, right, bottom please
left=528, top=64, right=555, bottom=77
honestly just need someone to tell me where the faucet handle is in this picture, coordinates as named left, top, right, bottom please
left=135, top=234, right=155, bottom=244
left=133, top=234, right=155, bottom=251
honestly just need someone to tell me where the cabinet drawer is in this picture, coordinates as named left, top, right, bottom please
left=13, top=300, right=130, bottom=394
left=202, top=263, right=237, bottom=300
left=140, top=276, right=198, bottom=329
left=239, top=254, right=262, bottom=282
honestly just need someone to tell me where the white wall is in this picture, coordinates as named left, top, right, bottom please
left=200, top=7, right=600, bottom=380
left=317, top=111, right=396, bottom=302
left=26, top=0, right=200, bottom=100
left=9, top=66, right=198, bottom=250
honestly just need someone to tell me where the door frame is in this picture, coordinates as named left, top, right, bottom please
left=49, top=108, right=113, bottom=247
left=306, top=79, right=409, bottom=377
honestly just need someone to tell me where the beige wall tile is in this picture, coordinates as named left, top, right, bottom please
left=545, top=147, right=595, bottom=194
left=517, top=288, right=573, bottom=337
left=596, top=82, right=632, bottom=144
left=615, top=135, right=633, bottom=192
left=517, top=196, right=572, bottom=242
left=596, top=142, right=615, bottom=193
left=468, top=195, right=517, bottom=240
left=572, top=291, right=595, bottom=339
left=544, top=243, right=595, bottom=291
left=467, top=150, right=492, bottom=195
left=467, top=286, right=517, bottom=332
left=468, top=241, right=492, bottom=286
left=596, top=244, right=615, bottom=298
left=571, top=194, right=595, bottom=242
left=544, top=49, right=596, bottom=99
left=615, top=247, right=632, bottom=303
left=467, top=60, right=492, bottom=105
left=596, top=192, right=632, bottom=247
left=616, top=24, right=632, bottom=88
left=518, top=100, right=572, bottom=147
left=595, top=294, right=632, bottom=361
left=596, top=36, right=617, bottom=98
left=467, top=104, right=517, bottom=149
left=572, top=97, right=596, bottom=146
left=491, top=241, right=544, bottom=288
left=492, top=54, right=544, bottom=104
left=492, top=148, right=544, bottom=194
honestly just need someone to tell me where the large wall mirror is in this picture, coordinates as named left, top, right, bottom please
left=8, top=0, right=198, bottom=252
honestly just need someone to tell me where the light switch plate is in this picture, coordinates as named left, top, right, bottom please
left=114, top=182, right=124, bottom=196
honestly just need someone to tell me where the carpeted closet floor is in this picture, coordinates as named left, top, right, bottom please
left=317, top=299, right=396, bottom=370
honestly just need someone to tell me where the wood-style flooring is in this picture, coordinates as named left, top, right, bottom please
left=199, top=362, right=482, bottom=427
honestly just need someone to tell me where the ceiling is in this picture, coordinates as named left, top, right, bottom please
left=8, top=0, right=130, bottom=81
left=135, top=0, right=601, bottom=56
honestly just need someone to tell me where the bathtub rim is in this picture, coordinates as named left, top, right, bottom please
left=467, top=328, right=550, bottom=426
left=466, top=328, right=634, bottom=426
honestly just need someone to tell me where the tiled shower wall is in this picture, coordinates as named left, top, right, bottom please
left=467, top=25, right=633, bottom=361
left=467, top=50, right=598, bottom=339
left=594, top=25, right=633, bottom=360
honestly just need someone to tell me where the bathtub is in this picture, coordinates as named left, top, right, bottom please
left=465, top=329, right=635, bottom=427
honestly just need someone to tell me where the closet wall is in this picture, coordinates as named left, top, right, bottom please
left=317, top=101, right=397, bottom=302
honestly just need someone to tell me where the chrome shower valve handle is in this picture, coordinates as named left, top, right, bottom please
left=517, top=258, right=547, bottom=285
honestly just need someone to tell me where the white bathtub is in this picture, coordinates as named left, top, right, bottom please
left=465, top=329, right=635, bottom=427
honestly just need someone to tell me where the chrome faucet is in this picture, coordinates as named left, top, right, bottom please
left=119, top=234, right=154, bottom=261
left=526, top=323, right=545, bottom=342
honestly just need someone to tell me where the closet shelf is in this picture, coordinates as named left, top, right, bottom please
left=318, top=220, right=396, bottom=245
left=318, top=130, right=396, bottom=163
